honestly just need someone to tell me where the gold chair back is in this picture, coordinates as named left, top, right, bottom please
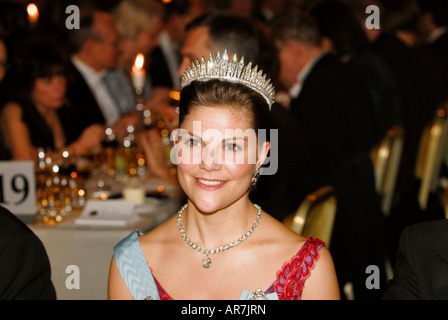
left=284, top=186, right=337, bottom=247
left=444, top=188, right=448, bottom=219
left=415, top=104, right=448, bottom=210
left=370, top=125, right=404, bottom=216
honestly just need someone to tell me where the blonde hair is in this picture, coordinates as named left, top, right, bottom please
left=112, top=0, right=164, bottom=39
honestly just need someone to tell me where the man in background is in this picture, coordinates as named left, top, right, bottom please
left=65, top=11, right=121, bottom=140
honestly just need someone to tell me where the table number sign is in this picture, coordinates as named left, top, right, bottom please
left=0, top=161, right=36, bottom=218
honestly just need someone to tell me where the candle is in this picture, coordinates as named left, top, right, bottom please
left=132, top=53, right=146, bottom=92
left=169, top=90, right=180, bottom=101
left=27, top=3, right=39, bottom=26
left=123, top=187, right=146, bottom=205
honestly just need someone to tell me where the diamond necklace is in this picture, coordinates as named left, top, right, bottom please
left=177, top=203, right=262, bottom=268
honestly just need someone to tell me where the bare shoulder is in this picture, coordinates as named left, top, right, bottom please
left=261, top=212, right=308, bottom=246
left=300, top=244, right=340, bottom=299
left=260, top=213, right=340, bottom=299
left=256, top=212, right=309, bottom=261
left=138, top=214, right=178, bottom=252
left=1, top=102, right=22, bottom=118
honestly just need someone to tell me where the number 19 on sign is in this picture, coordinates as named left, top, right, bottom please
left=0, top=161, right=36, bottom=216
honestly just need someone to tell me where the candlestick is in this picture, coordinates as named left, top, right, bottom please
left=131, top=53, right=146, bottom=94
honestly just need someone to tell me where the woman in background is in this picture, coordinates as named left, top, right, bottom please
left=0, top=37, right=104, bottom=161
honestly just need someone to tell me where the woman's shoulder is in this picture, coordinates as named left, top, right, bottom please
left=137, top=215, right=179, bottom=251
left=254, top=212, right=314, bottom=263
left=261, top=212, right=309, bottom=247
left=1, top=101, right=22, bottom=117
left=263, top=215, right=337, bottom=299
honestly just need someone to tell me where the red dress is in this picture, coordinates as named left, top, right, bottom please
left=152, top=237, right=326, bottom=300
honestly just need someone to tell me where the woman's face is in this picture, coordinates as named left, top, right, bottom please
left=174, top=106, right=269, bottom=213
left=31, top=75, right=67, bottom=110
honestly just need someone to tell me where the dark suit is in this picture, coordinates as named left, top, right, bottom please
left=371, top=33, right=446, bottom=264
left=0, top=206, right=56, bottom=299
left=371, top=33, right=444, bottom=194
left=250, top=102, right=317, bottom=221
left=290, top=52, right=379, bottom=182
left=423, top=32, right=448, bottom=101
left=432, top=32, right=448, bottom=92
left=148, top=46, right=176, bottom=89
left=383, top=219, right=448, bottom=299
left=324, top=153, right=387, bottom=300
left=289, top=53, right=386, bottom=299
left=65, top=62, right=106, bottom=140
left=348, top=49, right=402, bottom=139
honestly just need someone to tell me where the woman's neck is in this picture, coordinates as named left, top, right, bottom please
left=181, top=197, right=259, bottom=250
left=34, top=101, right=65, bottom=150
left=34, top=101, right=51, bottom=116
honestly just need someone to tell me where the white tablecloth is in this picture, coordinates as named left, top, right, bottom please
left=29, top=178, right=183, bottom=300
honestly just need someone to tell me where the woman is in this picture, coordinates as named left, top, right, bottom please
left=0, top=38, right=104, bottom=161
left=108, top=52, right=340, bottom=300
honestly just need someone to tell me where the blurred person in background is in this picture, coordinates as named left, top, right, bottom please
left=269, top=11, right=379, bottom=182
left=111, top=0, right=164, bottom=86
left=0, top=37, right=104, bottom=162
left=270, top=11, right=389, bottom=299
left=147, top=0, right=197, bottom=90
left=416, top=0, right=448, bottom=98
left=65, top=11, right=122, bottom=139
left=309, top=0, right=402, bottom=140
left=0, top=205, right=56, bottom=299
left=382, top=219, right=448, bottom=299
left=351, top=0, right=447, bottom=265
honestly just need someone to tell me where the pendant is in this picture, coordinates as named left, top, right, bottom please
left=202, top=255, right=212, bottom=268
left=249, top=288, right=268, bottom=300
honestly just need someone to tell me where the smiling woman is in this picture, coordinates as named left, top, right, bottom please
left=108, top=51, right=340, bottom=300
left=175, top=105, right=266, bottom=213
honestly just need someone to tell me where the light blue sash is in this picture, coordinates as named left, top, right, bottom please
left=113, top=231, right=160, bottom=300
left=114, top=231, right=279, bottom=300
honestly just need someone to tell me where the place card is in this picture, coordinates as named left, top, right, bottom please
left=75, top=199, right=138, bottom=227
left=0, top=161, right=36, bottom=220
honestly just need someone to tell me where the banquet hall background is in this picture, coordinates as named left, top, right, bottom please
left=0, top=0, right=447, bottom=300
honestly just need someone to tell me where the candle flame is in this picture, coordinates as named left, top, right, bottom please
left=134, top=53, right=145, bottom=70
left=27, top=3, right=39, bottom=20
left=169, top=90, right=180, bottom=101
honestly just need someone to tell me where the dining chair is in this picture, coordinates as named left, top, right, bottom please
left=415, top=104, right=448, bottom=211
left=444, top=188, right=448, bottom=219
left=370, top=125, right=404, bottom=216
left=283, top=186, right=337, bottom=248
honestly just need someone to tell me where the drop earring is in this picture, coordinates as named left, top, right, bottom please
left=251, top=167, right=260, bottom=187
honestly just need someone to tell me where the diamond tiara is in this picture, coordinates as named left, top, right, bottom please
left=181, top=50, right=275, bottom=109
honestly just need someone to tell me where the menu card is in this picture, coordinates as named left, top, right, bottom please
left=75, top=199, right=138, bottom=227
